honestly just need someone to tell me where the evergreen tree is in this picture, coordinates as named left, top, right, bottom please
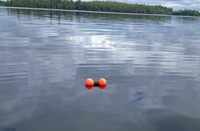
left=0, top=0, right=4, bottom=5
left=3, top=0, right=200, bottom=16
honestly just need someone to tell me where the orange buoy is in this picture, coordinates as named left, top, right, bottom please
left=86, top=85, right=94, bottom=90
left=99, top=78, right=107, bottom=86
left=85, top=78, right=94, bottom=86
left=99, top=85, right=106, bottom=89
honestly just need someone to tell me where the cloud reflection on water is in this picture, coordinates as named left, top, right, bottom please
left=0, top=8, right=200, bottom=130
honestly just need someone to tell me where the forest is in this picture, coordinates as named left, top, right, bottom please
left=3, top=0, right=200, bottom=16
left=0, top=0, right=4, bottom=5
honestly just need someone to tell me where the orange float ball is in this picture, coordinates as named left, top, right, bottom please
left=85, top=78, right=94, bottom=86
left=99, top=78, right=107, bottom=86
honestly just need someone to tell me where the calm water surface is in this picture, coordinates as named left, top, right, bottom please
left=0, top=7, right=200, bottom=131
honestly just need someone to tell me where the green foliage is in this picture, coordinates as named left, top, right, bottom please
left=173, top=9, right=200, bottom=16
left=3, top=0, right=200, bottom=16
left=0, top=0, right=4, bottom=5
left=4, top=0, right=75, bottom=9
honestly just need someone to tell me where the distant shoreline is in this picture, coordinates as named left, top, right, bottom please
left=1, top=6, right=200, bottom=18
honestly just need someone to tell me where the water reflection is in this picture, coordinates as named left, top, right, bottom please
left=85, top=85, right=106, bottom=90
left=0, top=7, right=200, bottom=131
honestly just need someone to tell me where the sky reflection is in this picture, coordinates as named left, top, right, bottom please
left=0, top=8, right=200, bottom=130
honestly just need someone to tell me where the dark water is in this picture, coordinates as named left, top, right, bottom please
left=0, top=7, right=200, bottom=131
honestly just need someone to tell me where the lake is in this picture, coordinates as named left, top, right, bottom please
left=0, top=7, right=200, bottom=131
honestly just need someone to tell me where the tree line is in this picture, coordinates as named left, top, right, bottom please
left=0, top=0, right=4, bottom=5
left=3, top=0, right=200, bottom=16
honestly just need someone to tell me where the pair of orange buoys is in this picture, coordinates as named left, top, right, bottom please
left=85, top=78, right=107, bottom=90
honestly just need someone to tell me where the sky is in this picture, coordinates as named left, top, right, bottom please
left=1, top=0, right=200, bottom=11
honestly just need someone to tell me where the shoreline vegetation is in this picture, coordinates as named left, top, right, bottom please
left=1, top=0, right=200, bottom=16
left=0, top=0, right=4, bottom=6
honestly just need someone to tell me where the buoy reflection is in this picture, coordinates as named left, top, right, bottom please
left=99, top=85, right=106, bottom=89
left=85, top=85, right=94, bottom=90
left=85, top=84, right=106, bottom=90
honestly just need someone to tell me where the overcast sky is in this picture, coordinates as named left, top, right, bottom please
left=1, top=0, right=200, bottom=11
